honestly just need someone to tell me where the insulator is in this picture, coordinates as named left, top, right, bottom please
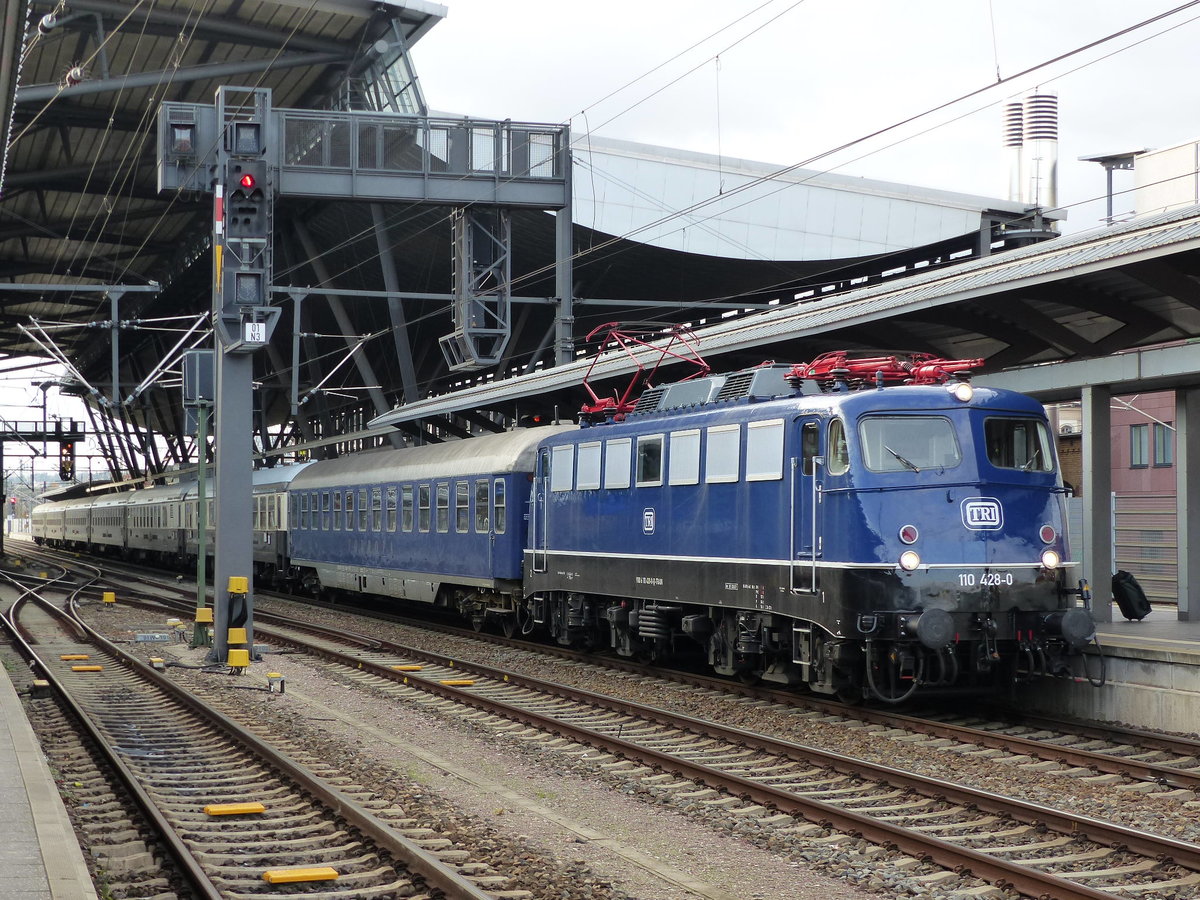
left=64, top=66, right=85, bottom=87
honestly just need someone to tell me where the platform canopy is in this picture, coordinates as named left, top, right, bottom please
left=5, top=0, right=1200, bottom=482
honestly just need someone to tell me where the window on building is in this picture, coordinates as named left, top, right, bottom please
left=1154, top=422, right=1174, bottom=466
left=1130, top=423, right=1149, bottom=468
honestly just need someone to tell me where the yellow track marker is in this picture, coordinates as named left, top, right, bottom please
left=70, top=665, right=103, bottom=672
left=60, top=654, right=90, bottom=661
left=262, top=866, right=339, bottom=884
left=204, top=802, right=266, bottom=816
left=440, top=679, right=475, bottom=686
left=391, top=664, right=423, bottom=671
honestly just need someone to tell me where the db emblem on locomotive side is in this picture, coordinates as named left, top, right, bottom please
left=961, top=498, right=1003, bottom=531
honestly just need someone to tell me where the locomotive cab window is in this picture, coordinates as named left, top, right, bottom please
left=801, top=421, right=820, bottom=475
left=984, top=417, right=1054, bottom=472
left=636, top=434, right=663, bottom=487
left=859, top=416, right=959, bottom=473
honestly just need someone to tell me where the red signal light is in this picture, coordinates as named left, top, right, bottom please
left=239, top=173, right=256, bottom=189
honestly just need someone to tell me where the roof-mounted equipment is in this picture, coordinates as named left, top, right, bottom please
left=580, top=323, right=711, bottom=423
left=785, top=351, right=984, bottom=392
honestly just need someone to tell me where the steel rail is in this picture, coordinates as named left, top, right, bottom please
left=249, top=617, right=1200, bottom=900
left=0, top=579, right=225, bottom=900
left=58, top=598, right=498, bottom=900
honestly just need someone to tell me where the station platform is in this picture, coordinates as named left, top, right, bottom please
left=1021, top=601, right=1200, bottom=735
left=0, top=665, right=98, bottom=900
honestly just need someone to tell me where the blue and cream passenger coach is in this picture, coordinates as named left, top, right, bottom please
left=524, top=353, right=1095, bottom=701
left=285, top=426, right=574, bottom=626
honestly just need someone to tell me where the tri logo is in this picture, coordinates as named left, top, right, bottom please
left=961, top=497, right=1003, bottom=531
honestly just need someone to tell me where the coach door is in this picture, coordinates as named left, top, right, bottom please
left=791, top=420, right=822, bottom=593
left=532, top=448, right=550, bottom=573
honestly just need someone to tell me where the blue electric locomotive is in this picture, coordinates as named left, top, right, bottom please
left=522, top=351, right=1095, bottom=702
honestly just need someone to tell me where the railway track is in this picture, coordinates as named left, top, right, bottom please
left=18, top=546, right=1200, bottom=898
left=0, top=565, right=521, bottom=900
left=102, top=590, right=1200, bottom=900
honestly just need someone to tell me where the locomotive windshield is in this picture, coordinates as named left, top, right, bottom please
left=984, top=417, right=1054, bottom=472
left=858, top=416, right=961, bottom=473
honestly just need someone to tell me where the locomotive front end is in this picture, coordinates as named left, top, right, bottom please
left=827, top=384, right=1097, bottom=702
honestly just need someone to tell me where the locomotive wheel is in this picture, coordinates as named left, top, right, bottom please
left=470, top=610, right=486, bottom=632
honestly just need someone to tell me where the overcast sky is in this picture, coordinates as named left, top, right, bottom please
left=413, top=0, right=1200, bottom=232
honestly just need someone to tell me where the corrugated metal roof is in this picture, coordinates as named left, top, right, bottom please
left=371, top=204, right=1200, bottom=429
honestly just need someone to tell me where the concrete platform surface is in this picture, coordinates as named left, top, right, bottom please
left=0, top=666, right=97, bottom=900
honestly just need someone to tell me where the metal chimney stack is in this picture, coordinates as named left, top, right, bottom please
left=1004, top=91, right=1059, bottom=210
left=1004, top=100, right=1024, bottom=204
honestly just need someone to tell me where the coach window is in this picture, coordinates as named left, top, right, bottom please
left=494, top=479, right=507, bottom=533
left=372, top=488, right=383, bottom=531
left=358, top=488, right=368, bottom=530
left=309, top=492, right=318, bottom=529
left=402, top=485, right=414, bottom=531
left=705, top=424, right=740, bottom=483
left=746, top=419, right=784, bottom=481
left=418, top=484, right=431, bottom=532
left=436, top=483, right=450, bottom=532
left=475, top=479, right=490, bottom=532
left=345, top=490, right=354, bottom=530
left=386, top=486, right=397, bottom=531
left=299, top=493, right=308, bottom=529
left=321, top=491, right=331, bottom=530
left=827, top=419, right=849, bottom=476
left=456, top=481, right=470, bottom=532
left=636, top=434, right=663, bottom=486
left=577, top=441, right=602, bottom=490
left=332, top=491, right=342, bottom=530
left=668, top=429, right=701, bottom=485
left=551, top=444, right=574, bottom=492
left=604, top=437, right=632, bottom=489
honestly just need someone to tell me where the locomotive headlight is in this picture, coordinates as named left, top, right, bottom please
left=1040, top=549, right=1061, bottom=570
left=948, top=381, right=974, bottom=402
left=898, top=550, right=922, bottom=571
